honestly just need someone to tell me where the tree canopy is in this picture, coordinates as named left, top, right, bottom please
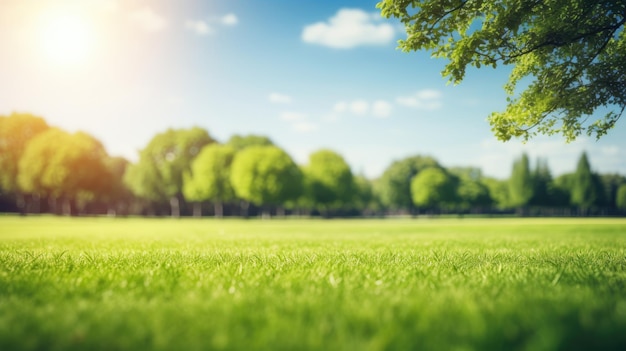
left=508, top=153, right=534, bottom=207
left=530, top=158, right=554, bottom=206
left=571, top=152, right=600, bottom=208
left=0, top=112, right=49, bottom=194
left=617, top=184, right=626, bottom=210
left=377, top=155, right=440, bottom=210
left=303, top=149, right=355, bottom=210
left=410, top=167, right=457, bottom=208
left=183, top=144, right=236, bottom=217
left=230, top=145, right=302, bottom=208
left=482, top=177, right=510, bottom=208
left=18, top=128, right=110, bottom=214
left=378, top=0, right=626, bottom=141
left=124, top=154, right=166, bottom=203
left=353, top=175, right=378, bottom=211
left=124, top=127, right=214, bottom=216
left=227, top=134, right=273, bottom=151
left=102, top=156, right=132, bottom=215
left=2, top=112, right=626, bottom=217
left=451, top=168, right=492, bottom=209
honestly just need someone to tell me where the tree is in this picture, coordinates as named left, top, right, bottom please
left=18, top=128, right=110, bottom=215
left=379, top=0, right=626, bottom=141
left=571, top=152, right=600, bottom=209
left=483, top=177, right=511, bottom=209
left=450, top=168, right=492, bottom=209
left=230, top=145, right=302, bottom=217
left=410, top=167, right=457, bottom=210
left=124, top=154, right=167, bottom=213
left=530, top=158, right=553, bottom=206
left=183, top=144, right=236, bottom=217
left=303, top=149, right=355, bottom=213
left=227, top=134, right=273, bottom=151
left=353, top=175, right=379, bottom=213
left=616, top=184, right=626, bottom=211
left=284, top=165, right=316, bottom=216
left=377, top=155, right=440, bottom=211
left=0, top=112, right=49, bottom=210
left=508, top=154, right=534, bottom=208
left=597, top=173, right=626, bottom=208
left=125, top=127, right=214, bottom=217
left=102, top=157, right=132, bottom=216
left=16, top=129, right=59, bottom=212
left=553, top=173, right=575, bottom=207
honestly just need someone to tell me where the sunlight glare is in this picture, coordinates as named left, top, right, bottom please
left=39, top=11, right=93, bottom=66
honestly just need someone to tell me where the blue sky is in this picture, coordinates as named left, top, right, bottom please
left=1, top=0, right=625, bottom=179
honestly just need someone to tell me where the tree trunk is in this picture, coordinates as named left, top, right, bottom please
left=146, top=205, right=156, bottom=217
left=276, top=206, right=285, bottom=217
left=170, top=196, right=180, bottom=218
left=107, top=201, right=122, bottom=217
left=62, top=197, right=72, bottom=216
left=107, top=207, right=117, bottom=217
left=32, top=193, right=41, bottom=214
left=49, top=196, right=58, bottom=215
left=16, top=193, right=26, bottom=215
left=117, top=202, right=128, bottom=217
left=262, top=205, right=271, bottom=219
left=193, top=202, right=202, bottom=218
left=321, top=205, right=330, bottom=218
left=214, top=201, right=223, bottom=218
left=240, top=200, right=249, bottom=218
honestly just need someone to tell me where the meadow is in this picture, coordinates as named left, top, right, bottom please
left=1, top=216, right=626, bottom=351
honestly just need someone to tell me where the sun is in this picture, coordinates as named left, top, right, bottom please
left=39, top=11, right=93, bottom=66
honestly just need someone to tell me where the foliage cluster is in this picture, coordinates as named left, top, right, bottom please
left=0, top=113, right=122, bottom=215
left=378, top=0, right=625, bottom=141
left=1, top=113, right=625, bottom=217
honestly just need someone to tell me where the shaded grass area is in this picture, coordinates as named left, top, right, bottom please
left=1, top=216, right=626, bottom=350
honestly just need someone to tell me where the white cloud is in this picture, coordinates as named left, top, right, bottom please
left=349, top=100, right=369, bottom=115
left=269, top=92, right=292, bottom=104
left=185, top=20, right=213, bottom=36
left=280, top=111, right=306, bottom=122
left=331, top=99, right=394, bottom=118
left=333, top=101, right=348, bottom=113
left=302, top=8, right=395, bottom=49
left=130, top=7, right=167, bottom=32
left=293, top=121, right=318, bottom=132
left=372, top=100, right=392, bottom=118
left=280, top=111, right=318, bottom=133
left=396, top=89, right=443, bottom=110
left=333, top=100, right=369, bottom=115
left=221, top=13, right=238, bottom=26
left=186, top=13, right=238, bottom=37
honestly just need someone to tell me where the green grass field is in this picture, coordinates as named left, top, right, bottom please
left=1, top=216, right=626, bottom=350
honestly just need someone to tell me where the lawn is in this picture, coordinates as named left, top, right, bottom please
left=1, top=216, right=625, bottom=350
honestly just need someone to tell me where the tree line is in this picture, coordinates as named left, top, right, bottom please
left=2, top=112, right=626, bottom=217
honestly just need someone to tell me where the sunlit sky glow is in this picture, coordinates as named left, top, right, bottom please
left=1, top=0, right=625, bottom=179
left=41, top=13, right=86, bottom=63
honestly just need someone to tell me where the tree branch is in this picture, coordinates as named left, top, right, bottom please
left=505, top=18, right=625, bottom=60
left=429, top=0, right=470, bottom=31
